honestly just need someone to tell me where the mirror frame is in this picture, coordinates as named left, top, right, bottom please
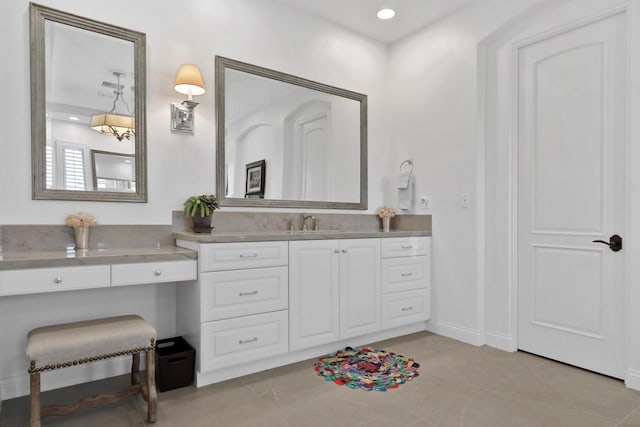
left=215, top=56, right=368, bottom=210
left=30, top=2, right=147, bottom=202
left=90, top=149, right=136, bottom=191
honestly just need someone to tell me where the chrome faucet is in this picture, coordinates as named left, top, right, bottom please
left=302, top=214, right=315, bottom=231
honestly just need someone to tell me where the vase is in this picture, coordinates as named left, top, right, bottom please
left=382, top=217, right=391, bottom=232
left=74, top=226, right=90, bottom=250
left=192, top=214, right=214, bottom=233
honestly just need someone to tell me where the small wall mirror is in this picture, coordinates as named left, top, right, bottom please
left=216, top=56, right=367, bottom=209
left=30, top=3, right=147, bottom=202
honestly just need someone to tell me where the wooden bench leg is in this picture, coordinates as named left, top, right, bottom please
left=131, top=353, right=140, bottom=386
left=30, top=373, right=41, bottom=427
left=146, top=349, right=157, bottom=423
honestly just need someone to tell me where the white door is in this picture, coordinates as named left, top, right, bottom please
left=289, top=240, right=340, bottom=351
left=301, top=115, right=329, bottom=201
left=517, top=11, right=626, bottom=378
left=339, top=239, right=381, bottom=339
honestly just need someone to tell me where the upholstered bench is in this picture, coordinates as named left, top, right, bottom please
left=26, top=315, right=157, bottom=427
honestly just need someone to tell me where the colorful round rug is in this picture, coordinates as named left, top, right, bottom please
left=314, top=346, right=420, bottom=391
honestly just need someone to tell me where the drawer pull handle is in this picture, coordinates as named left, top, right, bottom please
left=401, top=306, right=414, bottom=312
left=342, top=249, right=348, bottom=253
left=334, top=249, right=340, bottom=254
left=239, top=290, right=258, bottom=297
left=239, top=337, right=258, bottom=345
left=54, top=277, right=63, bottom=284
left=154, top=270, right=162, bottom=276
left=401, top=273, right=413, bottom=277
left=401, top=245, right=414, bottom=249
left=239, top=253, right=258, bottom=258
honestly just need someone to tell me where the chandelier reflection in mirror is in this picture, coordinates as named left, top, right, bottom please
left=90, top=71, right=135, bottom=141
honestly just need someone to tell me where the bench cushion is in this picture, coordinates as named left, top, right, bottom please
left=26, top=315, right=156, bottom=374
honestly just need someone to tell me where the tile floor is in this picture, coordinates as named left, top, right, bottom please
left=2, top=332, right=640, bottom=426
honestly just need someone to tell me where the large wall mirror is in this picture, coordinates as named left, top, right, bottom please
left=30, top=3, right=147, bottom=202
left=216, top=56, right=367, bottom=210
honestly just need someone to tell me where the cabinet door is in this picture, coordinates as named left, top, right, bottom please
left=289, top=240, right=340, bottom=351
left=339, top=239, right=381, bottom=339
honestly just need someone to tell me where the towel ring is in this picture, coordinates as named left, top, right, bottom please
left=400, top=160, right=413, bottom=174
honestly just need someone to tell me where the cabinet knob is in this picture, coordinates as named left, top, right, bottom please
left=54, top=277, right=63, bottom=284
left=154, top=270, right=162, bottom=276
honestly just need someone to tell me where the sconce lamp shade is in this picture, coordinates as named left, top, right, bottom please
left=90, top=113, right=135, bottom=141
left=174, top=64, right=206, bottom=96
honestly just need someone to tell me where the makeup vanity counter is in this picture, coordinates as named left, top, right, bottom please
left=0, top=246, right=197, bottom=296
left=0, top=246, right=197, bottom=270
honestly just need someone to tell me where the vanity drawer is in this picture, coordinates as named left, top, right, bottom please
left=0, top=265, right=110, bottom=296
left=381, top=256, right=429, bottom=294
left=200, top=310, right=288, bottom=371
left=381, top=289, right=430, bottom=330
left=201, top=267, right=288, bottom=321
left=199, top=241, right=288, bottom=272
left=380, top=237, right=429, bottom=258
left=111, top=260, right=197, bottom=287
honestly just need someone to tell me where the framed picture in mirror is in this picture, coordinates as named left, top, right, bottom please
left=245, top=159, right=266, bottom=198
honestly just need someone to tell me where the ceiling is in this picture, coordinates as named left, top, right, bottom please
left=274, top=0, right=475, bottom=44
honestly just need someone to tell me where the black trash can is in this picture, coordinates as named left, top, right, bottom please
left=155, top=336, right=195, bottom=392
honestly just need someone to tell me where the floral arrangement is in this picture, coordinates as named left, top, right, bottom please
left=66, top=212, right=97, bottom=229
left=377, top=205, right=397, bottom=219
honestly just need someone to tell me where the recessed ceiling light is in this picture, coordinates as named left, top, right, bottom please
left=68, top=116, right=80, bottom=121
left=377, top=8, right=396, bottom=20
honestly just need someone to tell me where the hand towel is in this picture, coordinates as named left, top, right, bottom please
left=397, top=173, right=414, bottom=211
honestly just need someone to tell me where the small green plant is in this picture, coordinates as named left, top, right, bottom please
left=183, top=194, right=220, bottom=218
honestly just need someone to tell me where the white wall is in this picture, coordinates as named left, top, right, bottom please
left=0, top=0, right=390, bottom=225
left=387, top=0, right=548, bottom=344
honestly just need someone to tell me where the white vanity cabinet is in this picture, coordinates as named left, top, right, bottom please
left=380, top=237, right=431, bottom=329
left=289, top=238, right=380, bottom=351
left=176, top=240, right=290, bottom=378
left=176, top=234, right=429, bottom=388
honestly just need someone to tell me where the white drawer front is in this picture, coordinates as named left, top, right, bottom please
left=0, top=265, right=110, bottom=296
left=200, top=241, right=288, bottom=272
left=381, top=256, right=429, bottom=294
left=200, top=310, right=288, bottom=371
left=201, top=267, right=288, bottom=321
left=380, top=237, right=429, bottom=258
left=111, top=260, right=197, bottom=287
left=382, top=289, right=430, bottom=329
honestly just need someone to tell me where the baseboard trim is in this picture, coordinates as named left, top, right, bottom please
left=485, top=330, right=515, bottom=352
left=1, top=356, right=136, bottom=400
left=625, top=369, right=640, bottom=391
left=425, top=319, right=483, bottom=346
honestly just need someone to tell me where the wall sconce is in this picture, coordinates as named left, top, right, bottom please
left=171, top=64, right=206, bottom=133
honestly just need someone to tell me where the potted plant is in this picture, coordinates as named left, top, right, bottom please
left=183, top=194, right=220, bottom=233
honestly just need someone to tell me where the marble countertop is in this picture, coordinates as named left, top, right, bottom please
left=0, top=246, right=197, bottom=270
left=173, top=229, right=431, bottom=243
